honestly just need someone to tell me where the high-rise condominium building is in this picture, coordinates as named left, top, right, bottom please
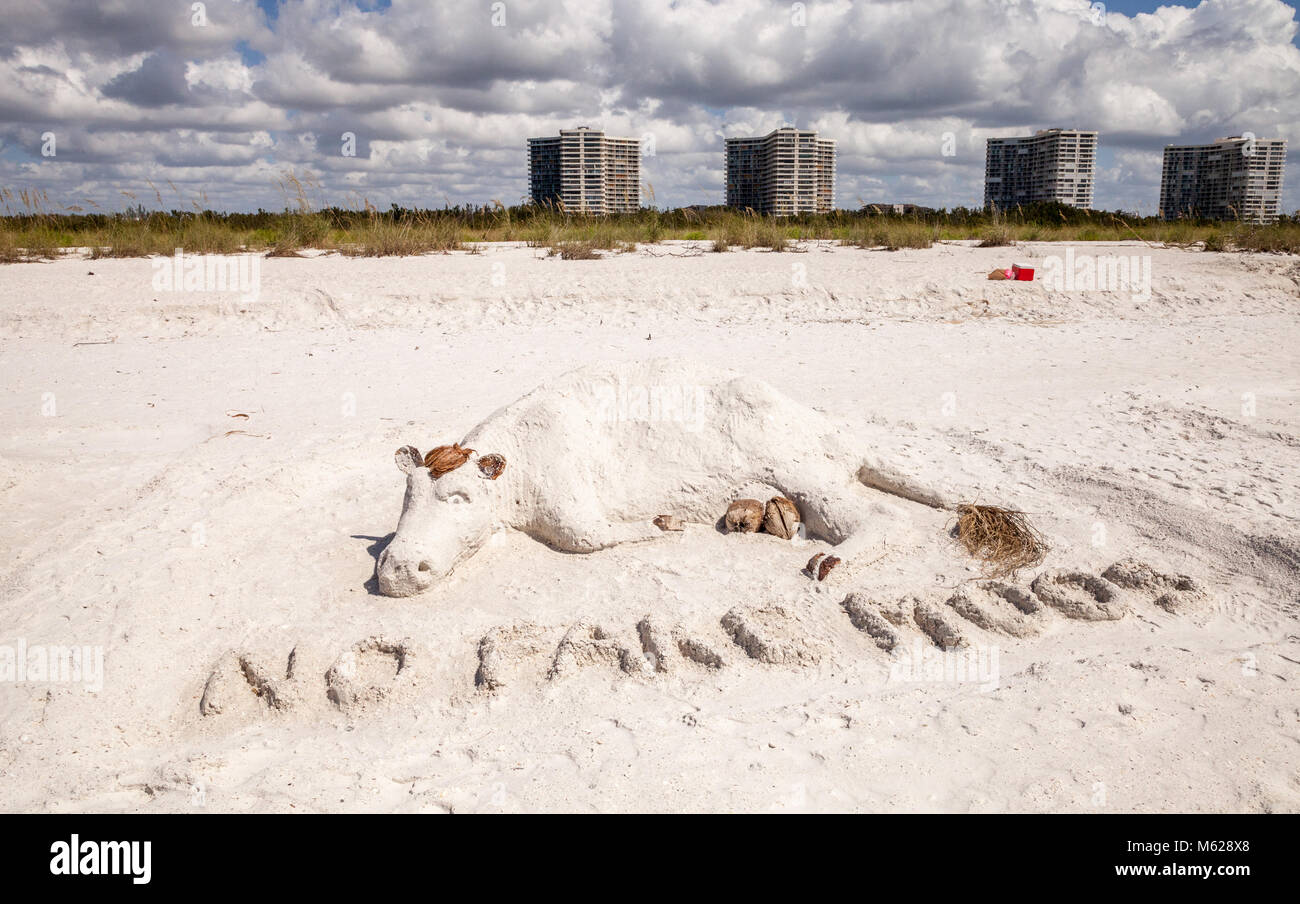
left=984, top=129, right=1098, bottom=210
left=725, top=127, right=836, bottom=215
left=527, top=127, right=640, bottom=214
left=1158, top=137, right=1287, bottom=223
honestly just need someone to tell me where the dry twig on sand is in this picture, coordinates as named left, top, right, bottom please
left=641, top=246, right=704, bottom=257
left=953, top=503, right=1048, bottom=579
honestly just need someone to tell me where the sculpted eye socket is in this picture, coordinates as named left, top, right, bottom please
left=448, top=492, right=469, bottom=505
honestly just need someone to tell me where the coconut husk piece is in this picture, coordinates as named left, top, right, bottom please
left=725, top=499, right=763, bottom=533
left=954, top=503, right=1048, bottom=579
left=804, top=553, right=841, bottom=581
left=763, top=496, right=801, bottom=539
left=424, top=443, right=475, bottom=477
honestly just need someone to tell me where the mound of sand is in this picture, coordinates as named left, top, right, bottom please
left=0, top=242, right=1297, bottom=813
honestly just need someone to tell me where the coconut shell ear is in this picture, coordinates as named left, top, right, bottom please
left=477, top=453, right=507, bottom=480
left=395, top=445, right=423, bottom=475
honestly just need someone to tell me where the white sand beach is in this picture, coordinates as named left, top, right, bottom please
left=0, top=241, right=1297, bottom=813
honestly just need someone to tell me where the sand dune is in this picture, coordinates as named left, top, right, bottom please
left=0, top=241, right=1296, bottom=812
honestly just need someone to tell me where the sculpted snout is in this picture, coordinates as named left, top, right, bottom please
left=375, top=444, right=507, bottom=596
left=376, top=540, right=440, bottom=596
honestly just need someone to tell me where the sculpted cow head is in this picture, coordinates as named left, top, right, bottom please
left=376, top=445, right=508, bottom=596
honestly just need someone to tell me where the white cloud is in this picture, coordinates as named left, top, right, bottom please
left=0, top=0, right=1295, bottom=214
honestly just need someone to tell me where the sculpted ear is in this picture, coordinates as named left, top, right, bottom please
left=476, top=453, right=507, bottom=480
left=395, top=445, right=423, bottom=475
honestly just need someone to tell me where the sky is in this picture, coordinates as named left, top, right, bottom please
left=0, top=0, right=1297, bottom=216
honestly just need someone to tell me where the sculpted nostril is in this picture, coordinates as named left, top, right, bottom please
left=417, top=561, right=431, bottom=573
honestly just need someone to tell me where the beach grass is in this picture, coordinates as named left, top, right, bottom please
left=1, top=189, right=1297, bottom=260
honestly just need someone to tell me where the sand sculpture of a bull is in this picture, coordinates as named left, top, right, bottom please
left=377, top=359, right=953, bottom=597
